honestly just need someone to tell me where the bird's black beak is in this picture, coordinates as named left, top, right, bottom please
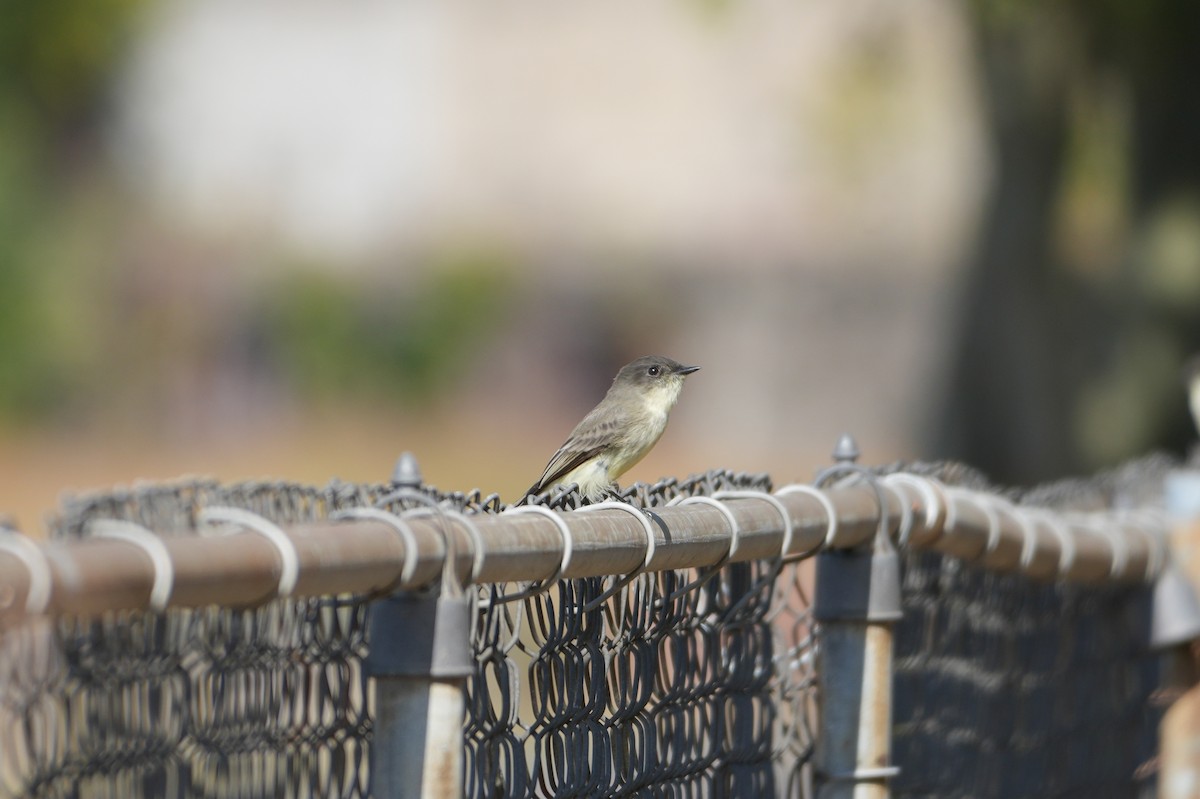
left=677, top=365, right=700, bottom=375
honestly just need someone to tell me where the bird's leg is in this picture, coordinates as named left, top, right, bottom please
left=577, top=484, right=620, bottom=506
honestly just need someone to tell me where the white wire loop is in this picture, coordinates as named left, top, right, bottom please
left=775, top=484, right=839, bottom=549
left=955, top=490, right=1003, bottom=555
left=652, top=495, right=744, bottom=606
left=669, top=495, right=742, bottom=563
left=987, top=495, right=1020, bottom=551
left=712, top=489, right=798, bottom=615
left=1113, top=508, right=1169, bottom=581
left=330, top=507, right=421, bottom=589
left=482, top=506, right=576, bottom=607
left=1013, top=507, right=1044, bottom=574
left=88, top=519, right=175, bottom=612
left=0, top=529, right=53, bottom=615
left=377, top=490, right=466, bottom=597
left=714, top=489, right=793, bottom=560
left=442, top=508, right=488, bottom=585
left=1029, top=510, right=1076, bottom=578
left=578, top=501, right=657, bottom=571
left=198, top=507, right=300, bottom=599
left=577, top=501, right=658, bottom=613
left=882, top=473, right=945, bottom=545
left=883, top=484, right=915, bottom=550
left=883, top=470, right=945, bottom=544
left=1070, top=512, right=1130, bottom=581
left=503, top=505, right=574, bottom=583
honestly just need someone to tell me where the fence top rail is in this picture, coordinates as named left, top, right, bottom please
left=0, top=471, right=1171, bottom=621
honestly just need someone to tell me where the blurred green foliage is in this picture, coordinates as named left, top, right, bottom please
left=0, top=0, right=149, bottom=126
left=0, top=252, right=64, bottom=418
left=0, top=0, right=149, bottom=420
left=267, top=252, right=517, bottom=406
left=0, top=104, right=53, bottom=418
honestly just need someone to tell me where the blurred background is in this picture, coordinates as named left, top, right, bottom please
left=3, top=0, right=1200, bottom=532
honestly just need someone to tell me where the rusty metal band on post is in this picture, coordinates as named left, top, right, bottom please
left=0, top=477, right=1169, bottom=619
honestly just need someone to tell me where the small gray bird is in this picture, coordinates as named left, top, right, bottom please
left=519, top=355, right=700, bottom=503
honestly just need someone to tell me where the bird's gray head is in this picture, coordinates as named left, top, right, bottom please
left=611, top=355, right=700, bottom=407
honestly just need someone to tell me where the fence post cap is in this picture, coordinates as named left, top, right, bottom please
left=391, top=452, right=423, bottom=488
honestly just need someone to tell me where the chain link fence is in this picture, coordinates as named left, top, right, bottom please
left=0, top=459, right=1175, bottom=797
left=886, top=458, right=1168, bottom=799
left=893, top=552, right=1160, bottom=798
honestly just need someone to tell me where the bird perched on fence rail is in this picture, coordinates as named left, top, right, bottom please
left=517, top=355, right=700, bottom=504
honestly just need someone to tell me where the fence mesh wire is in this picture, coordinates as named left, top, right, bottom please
left=0, top=460, right=1171, bottom=798
left=893, top=552, right=1160, bottom=799
left=886, top=458, right=1169, bottom=799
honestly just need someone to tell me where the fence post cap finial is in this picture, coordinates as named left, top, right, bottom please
left=391, top=452, right=423, bottom=488
left=832, top=434, right=860, bottom=464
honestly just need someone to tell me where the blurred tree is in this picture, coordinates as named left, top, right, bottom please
left=933, top=0, right=1200, bottom=482
left=267, top=252, right=516, bottom=406
left=0, top=0, right=147, bottom=136
left=0, top=0, right=148, bottom=419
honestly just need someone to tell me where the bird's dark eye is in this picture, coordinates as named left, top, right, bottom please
left=647, top=365, right=661, bottom=377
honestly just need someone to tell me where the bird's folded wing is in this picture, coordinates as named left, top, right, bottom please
left=525, top=419, right=622, bottom=496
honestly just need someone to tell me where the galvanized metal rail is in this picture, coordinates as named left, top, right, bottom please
left=0, top=473, right=1169, bottom=622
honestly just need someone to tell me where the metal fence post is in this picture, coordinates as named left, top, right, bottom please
left=367, top=591, right=473, bottom=798
left=367, top=453, right=474, bottom=798
left=814, top=444, right=902, bottom=799
left=1157, top=470, right=1200, bottom=799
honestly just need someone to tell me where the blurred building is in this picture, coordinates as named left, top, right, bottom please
left=107, top=0, right=985, bottom=469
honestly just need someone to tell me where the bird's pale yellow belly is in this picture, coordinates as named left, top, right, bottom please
left=557, top=411, right=667, bottom=499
